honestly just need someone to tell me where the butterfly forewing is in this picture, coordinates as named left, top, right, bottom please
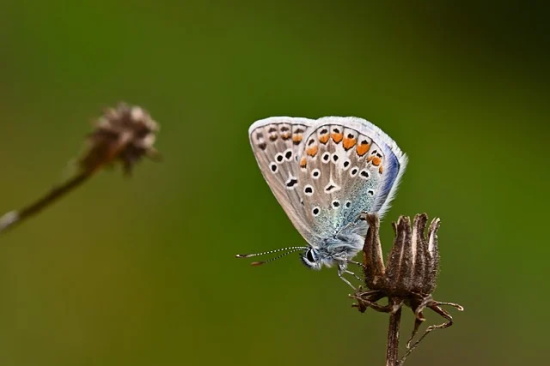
left=249, top=117, right=318, bottom=244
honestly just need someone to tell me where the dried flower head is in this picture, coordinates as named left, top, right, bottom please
left=80, top=103, right=159, bottom=175
left=353, top=213, right=463, bottom=365
left=0, top=103, right=159, bottom=234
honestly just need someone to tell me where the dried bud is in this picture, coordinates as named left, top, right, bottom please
left=80, top=103, right=159, bottom=174
left=384, top=214, right=440, bottom=296
left=354, top=213, right=463, bottom=364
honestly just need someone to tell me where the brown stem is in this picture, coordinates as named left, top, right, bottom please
left=386, top=307, right=402, bottom=366
left=0, top=170, right=93, bottom=234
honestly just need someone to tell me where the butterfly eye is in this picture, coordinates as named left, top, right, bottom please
left=306, top=250, right=316, bottom=262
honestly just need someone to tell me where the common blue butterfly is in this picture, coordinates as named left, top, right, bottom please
left=237, top=117, right=407, bottom=287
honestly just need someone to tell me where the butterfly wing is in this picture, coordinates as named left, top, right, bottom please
left=249, top=117, right=319, bottom=244
left=296, top=117, right=407, bottom=238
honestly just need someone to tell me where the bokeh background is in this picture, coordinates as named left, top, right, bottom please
left=0, top=1, right=548, bottom=365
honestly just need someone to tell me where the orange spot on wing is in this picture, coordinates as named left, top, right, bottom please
left=379, top=165, right=384, bottom=174
left=292, top=135, right=303, bottom=143
left=300, top=157, right=307, bottom=168
left=343, top=138, right=356, bottom=150
left=319, top=134, right=329, bottom=144
left=356, top=143, right=370, bottom=156
left=281, top=132, right=291, bottom=140
left=306, top=146, right=318, bottom=157
left=371, top=156, right=382, bottom=166
left=331, top=133, right=343, bottom=143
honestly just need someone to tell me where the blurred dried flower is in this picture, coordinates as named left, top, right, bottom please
left=80, top=103, right=159, bottom=175
left=0, top=103, right=159, bottom=234
left=353, top=213, right=463, bottom=366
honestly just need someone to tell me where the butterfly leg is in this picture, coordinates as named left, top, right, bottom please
left=338, top=271, right=356, bottom=289
left=348, top=260, right=367, bottom=270
left=344, top=268, right=363, bottom=282
left=338, top=263, right=360, bottom=289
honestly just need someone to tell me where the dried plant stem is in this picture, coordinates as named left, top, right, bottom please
left=0, top=170, right=94, bottom=234
left=386, top=307, right=402, bottom=366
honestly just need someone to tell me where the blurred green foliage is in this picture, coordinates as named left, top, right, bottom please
left=0, top=1, right=548, bottom=365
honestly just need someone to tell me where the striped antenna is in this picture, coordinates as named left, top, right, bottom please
left=236, top=246, right=307, bottom=266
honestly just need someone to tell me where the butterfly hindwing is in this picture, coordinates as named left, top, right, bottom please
left=296, top=117, right=407, bottom=239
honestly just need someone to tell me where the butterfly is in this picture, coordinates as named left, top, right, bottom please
left=237, top=116, right=407, bottom=288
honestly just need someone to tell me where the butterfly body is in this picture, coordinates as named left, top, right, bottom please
left=246, top=116, right=407, bottom=285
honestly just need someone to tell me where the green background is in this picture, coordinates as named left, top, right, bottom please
left=0, top=1, right=547, bottom=365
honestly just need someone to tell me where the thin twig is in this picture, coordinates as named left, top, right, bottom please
left=386, top=307, right=402, bottom=366
left=0, top=171, right=93, bottom=233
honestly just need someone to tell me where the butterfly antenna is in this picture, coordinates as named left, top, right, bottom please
left=236, top=246, right=307, bottom=266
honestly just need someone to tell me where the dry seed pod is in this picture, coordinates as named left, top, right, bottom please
left=353, top=213, right=463, bottom=366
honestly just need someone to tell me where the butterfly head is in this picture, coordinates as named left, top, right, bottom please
left=300, top=247, right=324, bottom=270
left=300, top=230, right=366, bottom=270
